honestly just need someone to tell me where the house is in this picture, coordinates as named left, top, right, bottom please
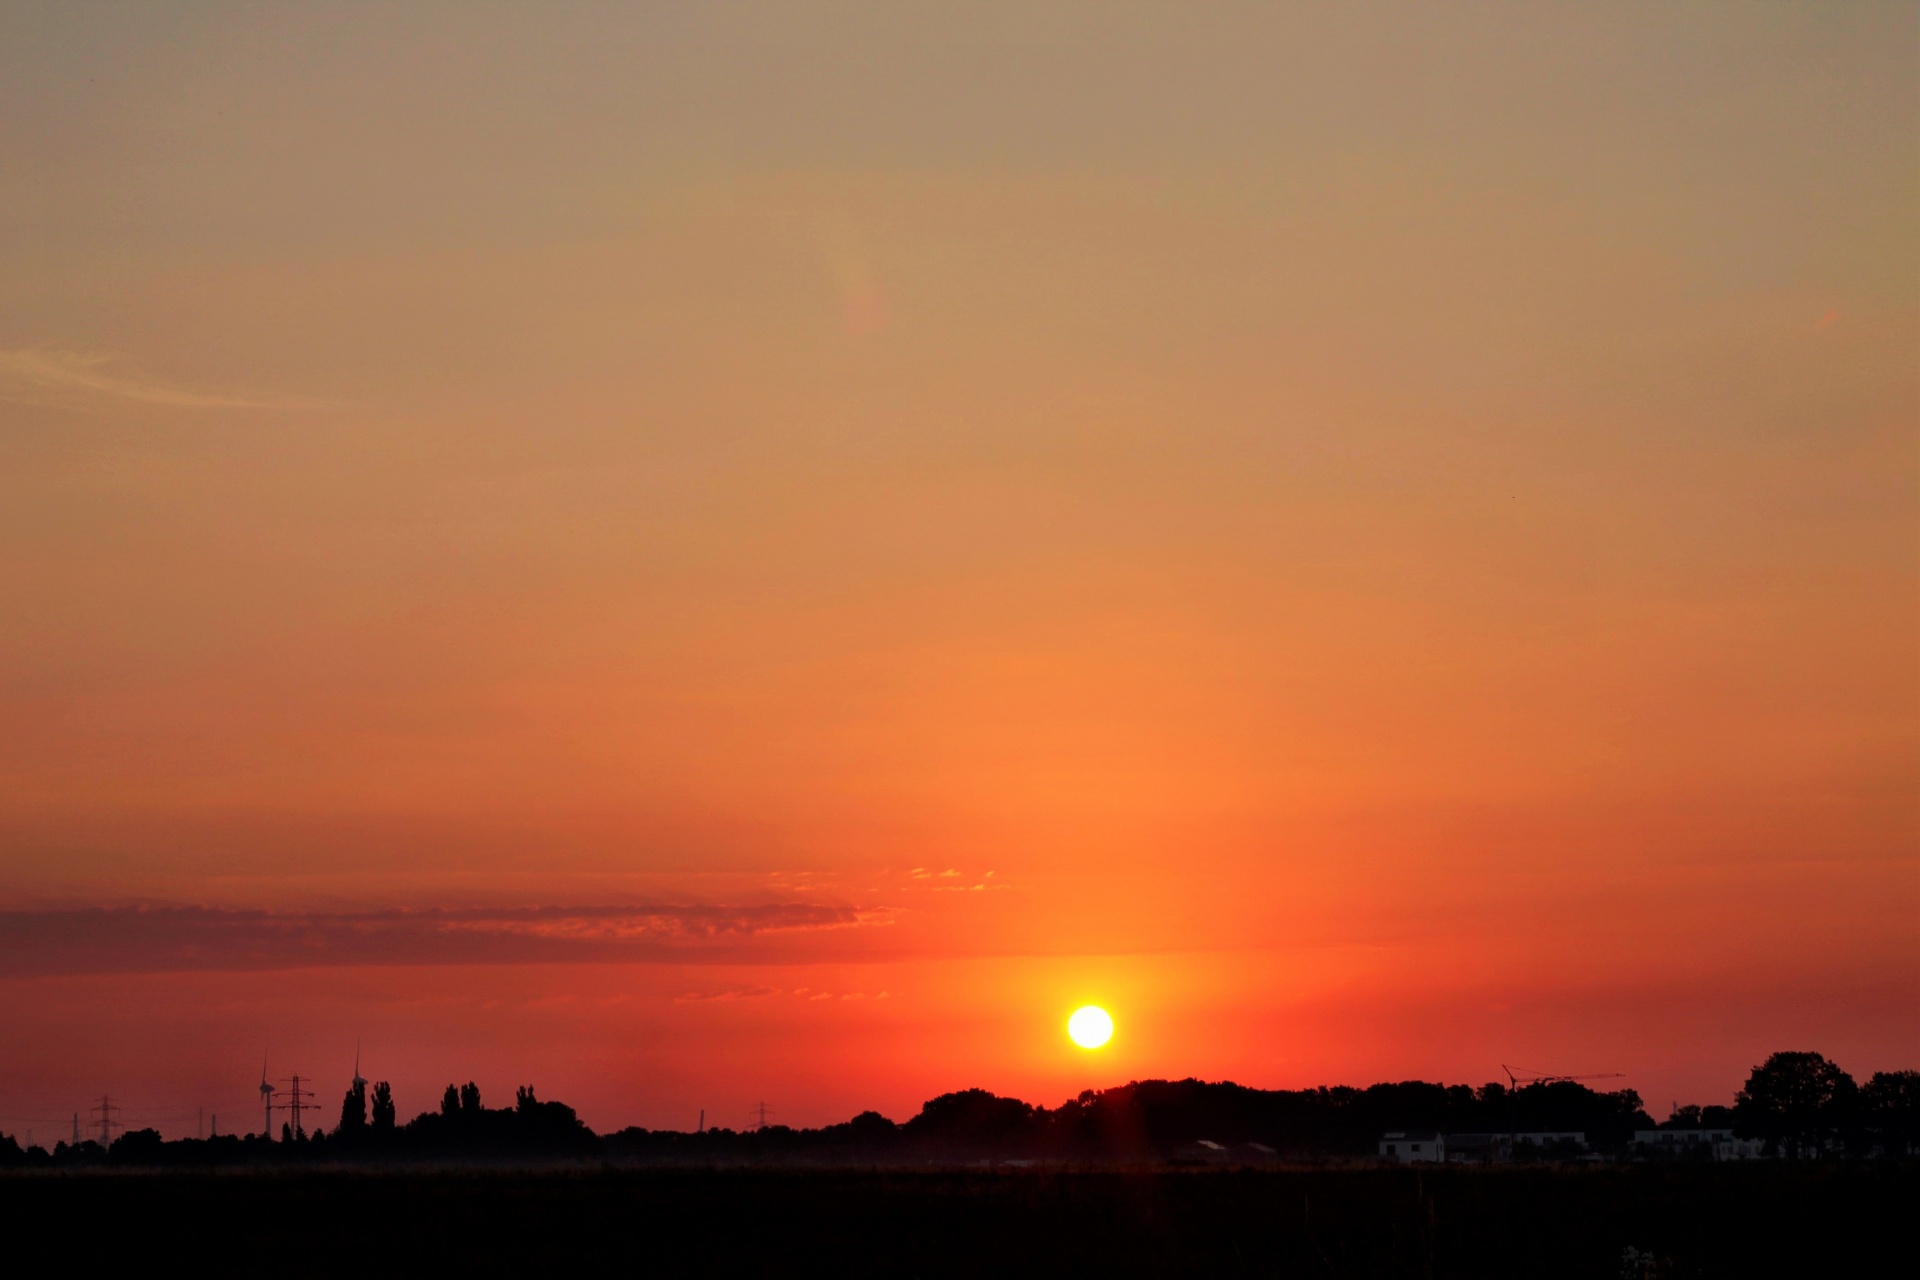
left=1631, top=1128, right=1767, bottom=1160
left=1435, top=1132, right=1588, bottom=1163
left=1378, top=1131, right=1444, bottom=1163
left=1177, top=1139, right=1230, bottom=1163
left=1177, top=1139, right=1279, bottom=1164
left=1509, top=1131, right=1587, bottom=1157
left=1442, top=1132, right=1504, bottom=1163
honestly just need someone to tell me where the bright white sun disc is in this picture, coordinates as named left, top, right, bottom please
left=1067, top=1005, right=1114, bottom=1049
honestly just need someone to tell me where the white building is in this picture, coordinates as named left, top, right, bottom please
left=1378, top=1131, right=1444, bottom=1163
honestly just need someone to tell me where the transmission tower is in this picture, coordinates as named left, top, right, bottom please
left=748, top=1101, right=774, bottom=1131
left=90, top=1095, right=123, bottom=1146
left=272, top=1074, right=318, bottom=1138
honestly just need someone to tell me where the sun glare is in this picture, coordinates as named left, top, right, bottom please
left=1067, top=1005, right=1114, bottom=1049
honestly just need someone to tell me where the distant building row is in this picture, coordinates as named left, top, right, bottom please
left=1625, top=1127, right=1768, bottom=1160
left=1377, top=1128, right=1769, bottom=1163
left=1176, top=1139, right=1278, bottom=1164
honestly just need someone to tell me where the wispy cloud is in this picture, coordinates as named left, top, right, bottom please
left=0, top=903, right=893, bottom=977
left=676, top=985, right=780, bottom=1002
left=675, top=985, right=891, bottom=1003
left=0, top=348, right=325, bottom=411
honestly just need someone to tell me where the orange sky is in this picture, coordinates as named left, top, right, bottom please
left=1, top=3, right=1915, bottom=1138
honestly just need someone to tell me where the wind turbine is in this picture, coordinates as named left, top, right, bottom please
left=259, top=1051, right=277, bottom=1139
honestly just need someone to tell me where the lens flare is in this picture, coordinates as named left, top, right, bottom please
left=1067, top=1005, right=1114, bottom=1049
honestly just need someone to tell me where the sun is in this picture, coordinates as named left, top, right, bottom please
left=1067, top=1005, right=1113, bottom=1049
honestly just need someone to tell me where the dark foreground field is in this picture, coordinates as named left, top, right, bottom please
left=3, top=1162, right=1908, bottom=1277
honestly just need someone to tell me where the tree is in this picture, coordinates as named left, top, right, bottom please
left=845, top=1111, right=898, bottom=1144
left=460, top=1082, right=481, bottom=1116
left=1734, top=1052, right=1856, bottom=1158
left=1861, top=1070, right=1920, bottom=1155
left=904, top=1090, right=1039, bottom=1154
left=338, top=1079, right=367, bottom=1135
left=107, top=1129, right=166, bottom=1164
left=0, top=1132, right=26, bottom=1168
left=371, top=1082, right=396, bottom=1133
left=441, top=1084, right=460, bottom=1117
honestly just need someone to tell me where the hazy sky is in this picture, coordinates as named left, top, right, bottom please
left=1, top=2, right=1914, bottom=1138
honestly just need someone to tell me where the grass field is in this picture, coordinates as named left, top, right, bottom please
left=3, top=1162, right=1907, bottom=1277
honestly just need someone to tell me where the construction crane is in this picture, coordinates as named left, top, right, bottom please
left=1501, top=1065, right=1625, bottom=1090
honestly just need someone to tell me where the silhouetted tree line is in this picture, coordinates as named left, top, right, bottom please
left=329, top=1075, right=401, bottom=1143
left=0, top=1079, right=592, bottom=1169
left=3, top=1050, right=1912, bottom=1169
left=1730, top=1052, right=1919, bottom=1159
left=600, top=1078, right=1656, bottom=1164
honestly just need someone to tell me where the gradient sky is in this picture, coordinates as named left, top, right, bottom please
left=2, top=2, right=1915, bottom=1141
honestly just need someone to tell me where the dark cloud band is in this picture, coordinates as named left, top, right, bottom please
left=0, top=903, right=886, bottom=977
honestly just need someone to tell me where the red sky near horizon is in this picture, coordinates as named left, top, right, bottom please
left=1, top=4, right=1915, bottom=1140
